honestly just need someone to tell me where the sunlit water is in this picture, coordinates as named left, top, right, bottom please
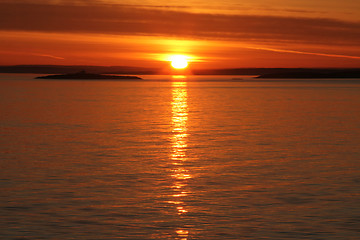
left=1, top=74, right=360, bottom=239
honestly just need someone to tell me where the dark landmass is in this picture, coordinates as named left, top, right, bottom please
left=256, top=70, right=360, bottom=78
left=1, top=65, right=360, bottom=77
left=35, top=71, right=142, bottom=80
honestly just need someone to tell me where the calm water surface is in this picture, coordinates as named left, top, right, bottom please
left=1, top=75, right=360, bottom=239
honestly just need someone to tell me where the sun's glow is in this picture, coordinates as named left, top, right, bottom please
left=170, top=55, right=189, bottom=69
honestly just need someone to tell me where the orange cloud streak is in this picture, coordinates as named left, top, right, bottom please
left=247, top=46, right=360, bottom=60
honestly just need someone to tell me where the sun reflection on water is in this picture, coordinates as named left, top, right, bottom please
left=169, top=80, right=190, bottom=239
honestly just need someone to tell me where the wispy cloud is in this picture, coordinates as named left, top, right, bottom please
left=0, top=50, right=65, bottom=60
left=247, top=46, right=360, bottom=59
left=35, top=53, right=65, bottom=60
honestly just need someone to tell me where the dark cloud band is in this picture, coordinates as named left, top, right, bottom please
left=1, top=2, right=359, bottom=47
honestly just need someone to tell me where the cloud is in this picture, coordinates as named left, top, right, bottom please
left=0, top=1, right=359, bottom=47
left=0, top=50, right=65, bottom=60
left=245, top=46, right=360, bottom=60
left=35, top=53, right=65, bottom=60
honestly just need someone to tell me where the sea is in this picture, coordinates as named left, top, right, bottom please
left=1, top=74, right=360, bottom=239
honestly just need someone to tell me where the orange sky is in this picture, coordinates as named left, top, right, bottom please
left=1, top=0, right=360, bottom=68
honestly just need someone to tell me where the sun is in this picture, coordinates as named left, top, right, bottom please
left=169, top=55, right=189, bottom=69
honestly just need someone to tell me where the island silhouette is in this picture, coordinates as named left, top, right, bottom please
left=35, top=70, right=142, bottom=80
left=1, top=65, right=360, bottom=79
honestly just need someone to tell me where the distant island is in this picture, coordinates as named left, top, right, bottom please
left=35, top=71, right=142, bottom=80
left=257, top=70, right=360, bottom=79
left=1, top=65, right=359, bottom=76
left=2, top=65, right=360, bottom=78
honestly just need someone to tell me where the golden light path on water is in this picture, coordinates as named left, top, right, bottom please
left=169, top=79, right=190, bottom=240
